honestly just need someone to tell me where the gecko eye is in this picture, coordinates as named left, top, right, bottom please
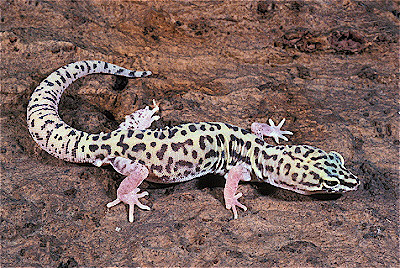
left=328, top=151, right=344, bottom=164
left=325, top=180, right=338, bottom=187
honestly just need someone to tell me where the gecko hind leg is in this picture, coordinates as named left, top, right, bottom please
left=251, top=118, right=293, bottom=144
left=107, top=157, right=150, bottom=222
left=118, top=99, right=160, bottom=131
left=224, top=164, right=251, bottom=219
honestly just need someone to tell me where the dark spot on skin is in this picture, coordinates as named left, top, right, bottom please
left=199, top=136, right=206, bottom=150
left=127, top=154, right=136, bottom=161
left=218, top=134, right=226, bottom=144
left=166, top=157, right=174, bottom=173
left=205, top=149, right=217, bottom=159
left=255, top=138, right=264, bottom=145
left=135, top=133, right=144, bottom=139
left=284, top=163, right=291, bottom=175
left=181, top=130, right=187, bottom=136
left=310, top=155, right=328, bottom=161
left=324, top=161, right=337, bottom=168
left=151, top=164, right=163, bottom=173
left=216, top=136, right=221, bottom=147
left=154, top=132, right=159, bottom=138
left=295, top=147, right=301, bottom=153
left=131, top=143, right=146, bottom=152
left=146, top=152, right=151, bottom=159
left=174, top=160, right=190, bottom=170
left=89, top=145, right=99, bottom=152
left=159, top=132, right=166, bottom=139
left=210, top=123, right=222, bottom=130
left=117, top=135, right=129, bottom=154
left=168, top=128, right=179, bottom=138
left=156, top=144, right=168, bottom=160
left=303, top=149, right=314, bottom=158
left=200, top=125, right=206, bottom=131
left=205, top=135, right=213, bottom=144
left=184, top=170, right=191, bottom=176
left=286, top=151, right=304, bottom=162
left=226, top=124, right=239, bottom=131
left=254, top=147, right=260, bottom=158
left=241, top=128, right=250, bottom=135
left=102, top=132, right=112, bottom=140
left=276, top=158, right=284, bottom=176
left=67, top=130, right=76, bottom=137
left=291, top=173, right=298, bottom=181
left=96, top=154, right=105, bottom=160
left=309, top=171, right=321, bottom=181
left=101, top=144, right=111, bottom=154
left=92, top=135, right=99, bottom=141
left=209, top=126, right=215, bottom=131
left=189, top=125, right=197, bottom=132
left=245, top=141, right=251, bottom=150
left=150, top=142, right=156, bottom=147
left=265, top=165, right=274, bottom=172
left=192, top=150, right=198, bottom=159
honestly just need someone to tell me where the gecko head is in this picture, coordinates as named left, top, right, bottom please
left=295, top=148, right=359, bottom=194
left=317, top=151, right=359, bottom=193
left=274, top=146, right=360, bottom=195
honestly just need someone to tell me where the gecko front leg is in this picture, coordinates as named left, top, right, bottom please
left=224, top=164, right=251, bottom=219
left=118, top=99, right=160, bottom=131
left=107, top=101, right=160, bottom=221
left=107, top=157, right=150, bottom=222
left=251, top=118, right=293, bottom=143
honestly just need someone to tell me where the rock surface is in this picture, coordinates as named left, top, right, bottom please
left=1, top=1, right=398, bottom=267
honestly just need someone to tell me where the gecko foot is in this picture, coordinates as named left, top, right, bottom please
left=251, top=118, right=293, bottom=143
left=225, top=192, right=248, bottom=220
left=107, top=187, right=150, bottom=222
left=118, top=99, right=160, bottom=131
left=224, top=164, right=250, bottom=219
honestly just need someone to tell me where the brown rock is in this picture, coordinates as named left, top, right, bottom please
left=1, top=1, right=398, bottom=267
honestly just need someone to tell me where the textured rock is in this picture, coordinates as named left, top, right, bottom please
left=1, top=1, right=398, bottom=267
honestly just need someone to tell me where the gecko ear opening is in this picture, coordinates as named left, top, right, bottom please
left=328, top=151, right=344, bottom=164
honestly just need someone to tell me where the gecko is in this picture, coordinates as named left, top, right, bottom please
left=27, top=60, right=359, bottom=222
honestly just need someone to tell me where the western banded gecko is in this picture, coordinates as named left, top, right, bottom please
left=27, top=60, right=359, bottom=222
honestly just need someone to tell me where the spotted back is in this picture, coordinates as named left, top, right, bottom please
left=259, top=145, right=359, bottom=195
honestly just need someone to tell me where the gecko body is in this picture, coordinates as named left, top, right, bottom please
left=27, top=60, right=359, bottom=222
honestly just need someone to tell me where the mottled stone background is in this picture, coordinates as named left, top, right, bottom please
left=1, top=1, right=398, bottom=267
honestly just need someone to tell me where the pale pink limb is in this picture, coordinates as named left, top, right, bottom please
left=224, top=164, right=251, bottom=219
left=118, top=99, right=160, bottom=131
left=106, top=157, right=150, bottom=222
left=251, top=118, right=293, bottom=144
